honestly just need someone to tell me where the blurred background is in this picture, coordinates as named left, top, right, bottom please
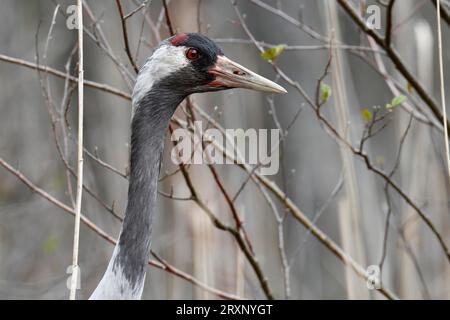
left=0, top=0, right=449, bottom=299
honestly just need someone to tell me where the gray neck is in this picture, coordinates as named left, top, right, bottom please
left=90, top=88, right=184, bottom=299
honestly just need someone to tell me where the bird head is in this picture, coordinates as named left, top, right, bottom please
left=132, top=33, right=286, bottom=105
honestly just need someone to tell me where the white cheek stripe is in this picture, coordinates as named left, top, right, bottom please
left=132, top=45, right=189, bottom=115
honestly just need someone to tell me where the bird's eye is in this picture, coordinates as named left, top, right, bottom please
left=186, top=48, right=200, bottom=60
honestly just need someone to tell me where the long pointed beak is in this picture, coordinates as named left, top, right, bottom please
left=208, top=55, right=287, bottom=94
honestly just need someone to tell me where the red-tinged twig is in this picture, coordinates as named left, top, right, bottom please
left=162, top=0, right=175, bottom=36
left=116, top=0, right=140, bottom=73
left=0, top=54, right=131, bottom=100
left=184, top=99, right=255, bottom=255
left=385, top=0, right=396, bottom=47
left=0, top=156, right=243, bottom=300
left=151, top=251, right=244, bottom=300
left=168, top=123, right=274, bottom=299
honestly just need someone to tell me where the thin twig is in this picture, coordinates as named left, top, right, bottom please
left=81, top=2, right=134, bottom=86
left=116, top=0, right=140, bottom=73
left=0, top=157, right=242, bottom=300
left=232, top=0, right=450, bottom=264
left=162, top=0, right=175, bottom=35
left=192, top=98, right=398, bottom=299
left=151, top=251, right=244, bottom=300
left=69, top=0, right=84, bottom=300
left=379, top=114, right=413, bottom=270
left=168, top=124, right=274, bottom=299
left=214, top=38, right=386, bottom=53
left=185, top=100, right=255, bottom=255
left=124, top=0, right=148, bottom=20
left=436, top=0, right=450, bottom=182
left=0, top=54, right=131, bottom=100
left=385, top=0, right=396, bottom=47
left=430, top=0, right=450, bottom=25
left=336, top=0, right=449, bottom=136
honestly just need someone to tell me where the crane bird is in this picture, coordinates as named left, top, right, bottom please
left=90, top=33, right=286, bottom=300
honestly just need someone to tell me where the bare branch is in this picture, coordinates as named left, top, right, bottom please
left=336, top=0, right=449, bottom=136
left=115, top=0, right=140, bottom=73
left=0, top=157, right=243, bottom=300
left=0, top=54, right=131, bottom=100
left=385, top=0, right=396, bottom=47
